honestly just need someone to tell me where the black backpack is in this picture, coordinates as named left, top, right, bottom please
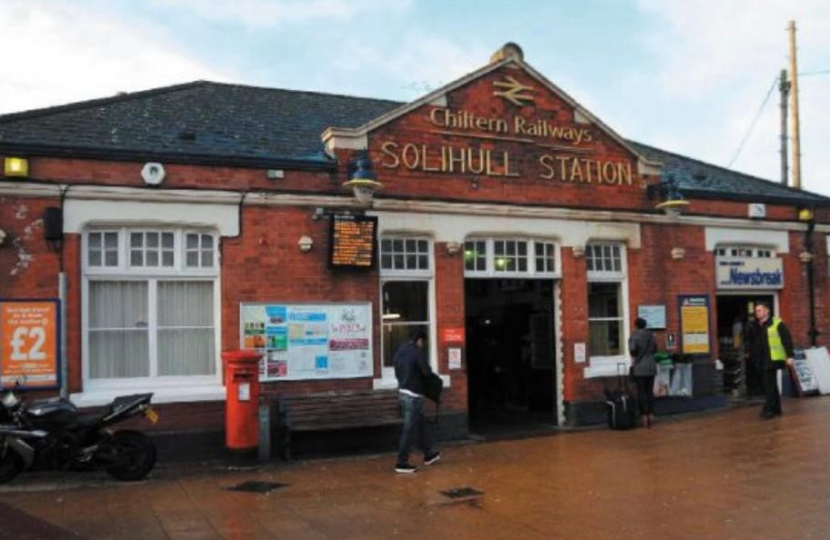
left=423, top=372, right=443, bottom=403
left=423, top=373, right=443, bottom=424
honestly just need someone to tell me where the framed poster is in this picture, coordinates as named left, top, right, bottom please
left=678, top=295, right=711, bottom=356
left=637, top=305, right=666, bottom=329
left=240, top=302, right=373, bottom=381
left=789, top=349, right=819, bottom=396
left=0, top=299, right=61, bottom=390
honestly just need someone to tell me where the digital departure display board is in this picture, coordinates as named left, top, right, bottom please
left=329, top=215, right=377, bottom=268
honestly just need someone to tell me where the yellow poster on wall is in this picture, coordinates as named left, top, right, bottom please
left=679, top=295, right=710, bottom=355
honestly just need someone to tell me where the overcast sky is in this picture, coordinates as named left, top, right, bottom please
left=1, top=0, right=828, bottom=195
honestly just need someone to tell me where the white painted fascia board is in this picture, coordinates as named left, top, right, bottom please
left=371, top=210, right=642, bottom=248
left=0, top=181, right=62, bottom=198
left=321, top=129, right=368, bottom=152
left=704, top=227, right=791, bottom=253
left=371, top=198, right=810, bottom=232
left=71, top=385, right=226, bottom=407
left=0, top=181, right=241, bottom=204
left=2, top=181, right=816, bottom=233
left=64, top=199, right=240, bottom=236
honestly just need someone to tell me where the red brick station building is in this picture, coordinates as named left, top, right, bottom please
left=2, top=44, right=829, bottom=448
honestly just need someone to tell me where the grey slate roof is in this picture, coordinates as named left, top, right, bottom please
left=0, top=81, right=401, bottom=170
left=1, top=80, right=827, bottom=206
left=629, top=141, right=830, bottom=206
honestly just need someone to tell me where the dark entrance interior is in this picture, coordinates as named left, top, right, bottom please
left=716, top=294, right=775, bottom=397
left=465, top=279, right=556, bottom=434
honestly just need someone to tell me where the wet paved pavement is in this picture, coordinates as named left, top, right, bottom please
left=2, top=398, right=830, bottom=540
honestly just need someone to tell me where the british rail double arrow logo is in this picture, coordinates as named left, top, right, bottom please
left=492, top=76, right=535, bottom=106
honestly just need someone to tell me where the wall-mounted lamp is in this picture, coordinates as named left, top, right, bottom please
left=652, top=174, right=689, bottom=217
left=0, top=229, right=7, bottom=247
left=799, top=250, right=814, bottom=264
left=446, top=241, right=462, bottom=255
left=671, top=247, right=686, bottom=260
left=4, top=157, right=29, bottom=178
left=798, top=208, right=814, bottom=222
left=297, top=235, right=314, bottom=252
left=343, top=156, right=382, bottom=205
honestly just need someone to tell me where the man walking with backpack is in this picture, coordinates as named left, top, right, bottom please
left=746, top=303, right=795, bottom=419
left=393, top=329, right=441, bottom=473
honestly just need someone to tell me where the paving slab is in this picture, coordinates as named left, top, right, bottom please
left=2, top=398, right=830, bottom=539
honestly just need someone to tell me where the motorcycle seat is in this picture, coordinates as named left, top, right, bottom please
left=68, top=410, right=108, bottom=429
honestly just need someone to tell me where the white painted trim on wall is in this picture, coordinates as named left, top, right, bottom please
left=370, top=210, right=642, bottom=250
left=71, top=385, right=226, bottom=407
left=64, top=199, right=240, bottom=237
left=705, top=227, right=790, bottom=253
left=1, top=181, right=820, bottom=233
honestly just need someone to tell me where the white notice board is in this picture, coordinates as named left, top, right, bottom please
left=240, top=303, right=373, bottom=381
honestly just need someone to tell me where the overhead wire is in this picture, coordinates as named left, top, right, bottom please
left=726, top=76, right=779, bottom=169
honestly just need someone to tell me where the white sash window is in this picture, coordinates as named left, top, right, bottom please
left=584, top=242, right=630, bottom=378
left=82, top=228, right=220, bottom=393
left=378, top=236, right=435, bottom=384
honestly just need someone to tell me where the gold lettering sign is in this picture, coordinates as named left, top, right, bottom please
left=380, top=141, right=632, bottom=185
left=428, top=107, right=592, bottom=146
left=374, top=105, right=636, bottom=187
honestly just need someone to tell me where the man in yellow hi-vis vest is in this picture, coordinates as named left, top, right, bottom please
left=746, top=303, right=795, bottom=419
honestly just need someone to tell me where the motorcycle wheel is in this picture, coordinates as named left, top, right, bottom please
left=104, top=430, right=157, bottom=482
left=0, top=446, right=24, bottom=484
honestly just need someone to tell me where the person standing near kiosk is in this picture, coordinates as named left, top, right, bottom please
left=746, top=303, right=795, bottom=419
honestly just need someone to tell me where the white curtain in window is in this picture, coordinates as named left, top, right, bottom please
left=157, top=281, right=216, bottom=376
left=88, top=281, right=149, bottom=378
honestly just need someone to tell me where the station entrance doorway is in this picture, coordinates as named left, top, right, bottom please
left=465, top=279, right=557, bottom=432
left=716, top=294, right=775, bottom=397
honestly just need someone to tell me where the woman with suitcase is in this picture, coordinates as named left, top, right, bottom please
left=629, top=317, right=658, bottom=428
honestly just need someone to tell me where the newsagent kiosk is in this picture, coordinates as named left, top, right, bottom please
left=2, top=44, right=830, bottom=442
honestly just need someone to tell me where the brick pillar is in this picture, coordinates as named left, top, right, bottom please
left=560, top=246, right=588, bottom=403
left=64, top=233, right=83, bottom=393
left=434, top=242, right=467, bottom=413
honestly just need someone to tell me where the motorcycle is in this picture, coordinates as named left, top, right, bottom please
left=0, top=388, right=158, bottom=484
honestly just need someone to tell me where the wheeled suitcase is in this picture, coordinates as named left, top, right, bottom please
left=605, top=364, right=638, bottom=430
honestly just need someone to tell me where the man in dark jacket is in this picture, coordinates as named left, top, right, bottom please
left=393, top=329, right=440, bottom=473
left=745, top=303, right=795, bottom=418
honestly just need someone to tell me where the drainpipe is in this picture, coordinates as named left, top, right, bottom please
left=58, top=185, right=70, bottom=399
left=801, top=210, right=819, bottom=346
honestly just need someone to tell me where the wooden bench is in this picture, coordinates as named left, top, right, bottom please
left=272, top=390, right=402, bottom=460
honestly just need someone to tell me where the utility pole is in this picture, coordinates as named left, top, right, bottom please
left=788, top=20, right=802, bottom=190
left=779, top=69, right=790, bottom=186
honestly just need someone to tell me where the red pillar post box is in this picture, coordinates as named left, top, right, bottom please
left=222, top=350, right=262, bottom=450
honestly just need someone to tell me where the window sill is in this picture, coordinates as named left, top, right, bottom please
left=71, top=384, right=226, bottom=408
left=583, top=359, right=630, bottom=379
left=373, top=374, right=451, bottom=391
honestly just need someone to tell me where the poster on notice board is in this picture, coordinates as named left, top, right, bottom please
left=240, top=302, right=372, bottom=381
left=679, top=295, right=711, bottom=355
